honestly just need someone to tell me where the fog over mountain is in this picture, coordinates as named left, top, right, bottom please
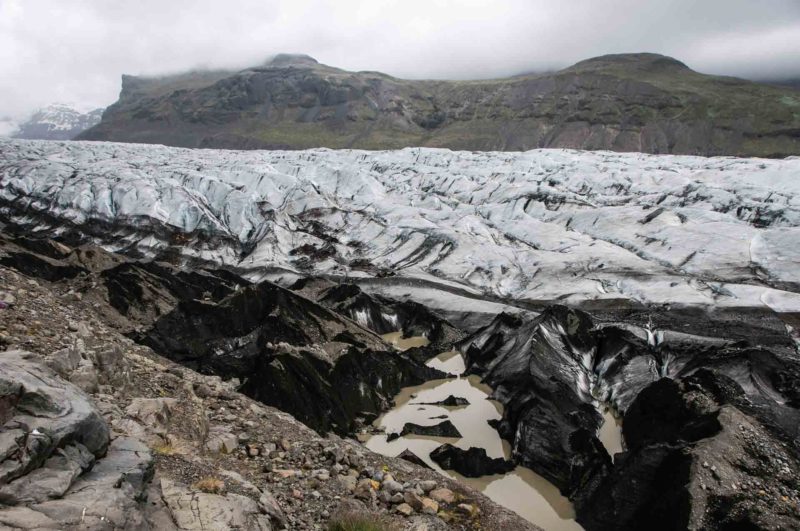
left=11, top=103, right=103, bottom=140
left=1, top=0, right=799, bottom=122
left=75, top=53, right=800, bottom=157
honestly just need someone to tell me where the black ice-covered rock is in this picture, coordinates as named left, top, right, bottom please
left=460, top=306, right=608, bottom=492
left=459, top=303, right=800, bottom=530
left=139, top=280, right=444, bottom=436
left=398, top=420, right=462, bottom=439
left=430, top=444, right=515, bottom=477
left=416, top=395, right=469, bottom=407
left=291, top=279, right=463, bottom=349
left=396, top=450, right=431, bottom=469
left=622, top=377, right=721, bottom=450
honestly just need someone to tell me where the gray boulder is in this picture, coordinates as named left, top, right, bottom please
left=0, top=443, right=94, bottom=504
left=160, top=478, right=272, bottom=531
left=125, top=397, right=178, bottom=438
left=205, top=426, right=238, bottom=454
left=27, top=436, right=154, bottom=529
left=0, top=350, right=109, bottom=486
left=0, top=351, right=155, bottom=530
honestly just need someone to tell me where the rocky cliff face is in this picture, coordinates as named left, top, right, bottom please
left=77, top=53, right=800, bottom=156
left=12, top=104, right=104, bottom=141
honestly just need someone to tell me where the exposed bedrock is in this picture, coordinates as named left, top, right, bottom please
left=0, top=350, right=110, bottom=495
left=0, top=350, right=154, bottom=529
left=459, top=305, right=800, bottom=530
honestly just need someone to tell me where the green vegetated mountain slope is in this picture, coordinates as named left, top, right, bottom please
left=79, top=53, right=800, bottom=156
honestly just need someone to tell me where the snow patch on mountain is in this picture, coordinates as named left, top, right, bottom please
left=1, top=139, right=798, bottom=311
left=11, top=104, right=103, bottom=140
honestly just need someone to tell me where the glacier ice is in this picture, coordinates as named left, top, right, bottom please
left=1, top=139, right=799, bottom=312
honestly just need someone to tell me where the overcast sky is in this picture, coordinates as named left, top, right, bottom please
left=1, top=0, right=799, bottom=124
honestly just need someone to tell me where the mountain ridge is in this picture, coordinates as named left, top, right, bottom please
left=78, top=53, right=800, bottom=156
left=13, top=103, right=104, bottom=140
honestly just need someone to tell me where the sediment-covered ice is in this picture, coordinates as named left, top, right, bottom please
left=1, top=139, right=799, bottom=311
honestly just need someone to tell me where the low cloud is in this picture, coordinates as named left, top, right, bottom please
left=1, top=0, right=799, bottom=122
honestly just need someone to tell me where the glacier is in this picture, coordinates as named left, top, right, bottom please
left=1, top=138, right=799, bottom=313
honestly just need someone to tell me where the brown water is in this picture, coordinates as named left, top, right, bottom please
left=365, top=349, right=582, bottom=531
left=598, top=408, right=624, bottom=457
left=424, top=349, right=466, bottom=375
left=380, top=331, right=430, bottom=350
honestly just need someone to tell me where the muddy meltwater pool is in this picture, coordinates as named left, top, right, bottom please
left=599, top=409, right=624, bottom=457
left=380, top=331, right=431, bottom=351
left=367, top=339, right=589, bottom=531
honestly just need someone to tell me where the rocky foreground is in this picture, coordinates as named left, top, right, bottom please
left=0, top=232, right=533, bottom=530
